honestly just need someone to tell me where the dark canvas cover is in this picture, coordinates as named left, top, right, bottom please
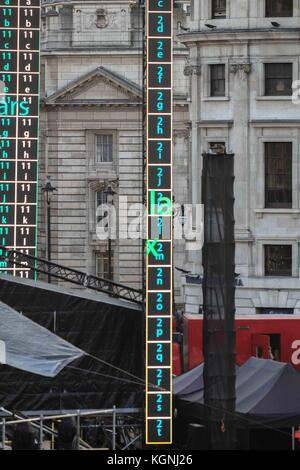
left=175, top=358, right=300, bottom=428
left=0, top=275, right=143, bottom=412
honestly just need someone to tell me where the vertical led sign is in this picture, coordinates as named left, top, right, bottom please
left=146, top=0, right=173, bottom=445
left=0, top=0, right=40, bottom=278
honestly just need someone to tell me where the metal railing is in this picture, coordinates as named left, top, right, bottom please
left=0, top=247, right=143, bottom=305
left=1, top=407, right=142, bottom=451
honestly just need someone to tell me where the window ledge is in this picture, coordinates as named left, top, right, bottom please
left=256, top=96, right=292, bottom=101
left=90, top=232, right=107, bottom=243
left=264, top=276, right=295, bottom=279
left=87, top=167, right=116, bottom=179
left=202, top=97, right=230, bottom=102
left=94, top=162, right=114, bottom=166
left=255, top=209, right=300, bottom=219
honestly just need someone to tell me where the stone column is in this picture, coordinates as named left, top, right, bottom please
left=229, top=60, right=252, bottom=275
left=184, top=53, right=201, bottom=207
left=184, top=49, right=201, bottom=271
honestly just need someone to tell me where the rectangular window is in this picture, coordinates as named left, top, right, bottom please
left=212, top=0, right=226, bottom=18
left=266, top=0, right=293, bottom=17
left=265, top=142, right=292, bottom=208
left=210, top=64, right=225, bottom=97
left=96, top=134, right=113, bottom=163
left=95, top=252, right=113, bottom=280
left=265, top=63, right=292, bottom=96
left=209, top=142, right=226, bottom=154
left=259, top=308, right=293, bottom=315
left=265, top=245, right=292, bottom=277
left=96, top=189, right=107, bottom=208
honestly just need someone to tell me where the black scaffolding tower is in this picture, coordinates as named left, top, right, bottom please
left=202, top=151, right=236, bottom=450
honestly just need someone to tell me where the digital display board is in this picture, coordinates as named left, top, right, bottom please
left=0, top=0, right=40, bottom=278
left=146, top=0, right=173, bottom=445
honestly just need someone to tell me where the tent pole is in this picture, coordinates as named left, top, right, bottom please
left=2, top=418, right=5, bottom=450
left=76, top=410, right=81, bottom=450
left=292, top=427, right=295, bottom=451
left=112, top=405, right=117, bottom=450
left=39, top=413, right=44, bottom=450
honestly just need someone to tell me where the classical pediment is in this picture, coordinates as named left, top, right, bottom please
left=45, top=66, right=142, bottom=107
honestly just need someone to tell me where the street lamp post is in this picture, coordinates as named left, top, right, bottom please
left=42, top=178, right=56, bottom=283
left=104, top=185, right=116, bottom=283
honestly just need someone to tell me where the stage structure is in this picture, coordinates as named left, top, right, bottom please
left=202, top=151, right=236, bottom=450
left=0, top=0, right=40, bottom=278
left=0, top=273, right=143, bottom=411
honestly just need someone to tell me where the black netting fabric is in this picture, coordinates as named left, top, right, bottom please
left=202, top=153, right=236, bottom=450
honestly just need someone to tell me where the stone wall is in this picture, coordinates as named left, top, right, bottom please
left=39, top=1, right=190, bottom=298
left=180, top=1, right=300, bottom=315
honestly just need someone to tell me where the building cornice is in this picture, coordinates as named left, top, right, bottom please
left=250, top=120, right=300, bottom=127
left=42, top=100, right=140, bottom=108
left=42, top=1, right=136, bottom=6
left=42, top=102, right=188, bottom=109
left=178, top=28, right=300, bottom=45
left=42, top=96, right=188, bottom=109
left=197, top=120, right=234, bottom=128
left=40, top=48, right=189, bottom=57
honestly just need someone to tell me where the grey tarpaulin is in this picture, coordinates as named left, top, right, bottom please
left=173, top=363, right=204, bottom=396
left=0, top=301, right=84, bottom=377
left=174, top=358, right=300, bottom=428
left=173, top=363, right=239, bottom=397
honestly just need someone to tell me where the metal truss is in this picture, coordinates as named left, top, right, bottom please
left=1, top=247, right=143, bottom=306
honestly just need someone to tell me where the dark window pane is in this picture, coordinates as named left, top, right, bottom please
left=212, top=0, right=226, bottom=18
left=259, top=308, right=293, bottom=315
left=210, top=64, right=225, bottom=97
left=266, top=0, right=293, bottom=17
left=96, top=190, right=108, bottom=224
left=265, top=142, right=292, bottom=208
left=265, top=63, right=292, bottom=96
left=265, top=245, right=292, bottom=276
left=96, top=134, right=113, bottom=162
left=96, top=190, right=107, bottom=207
left=95, top=252, right=113, bottom=280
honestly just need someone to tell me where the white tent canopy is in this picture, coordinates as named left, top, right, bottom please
left=0, top=301, right=84, bottom=377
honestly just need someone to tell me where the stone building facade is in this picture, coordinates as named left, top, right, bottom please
left=180, top=0, right=300, bottom=315
left=40, top=0, right=300, bottom=316
left=39, top=1, right=190, bottom=302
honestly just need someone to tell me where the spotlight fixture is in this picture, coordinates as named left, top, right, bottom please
left=271, top=22, right=280, bottom=28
